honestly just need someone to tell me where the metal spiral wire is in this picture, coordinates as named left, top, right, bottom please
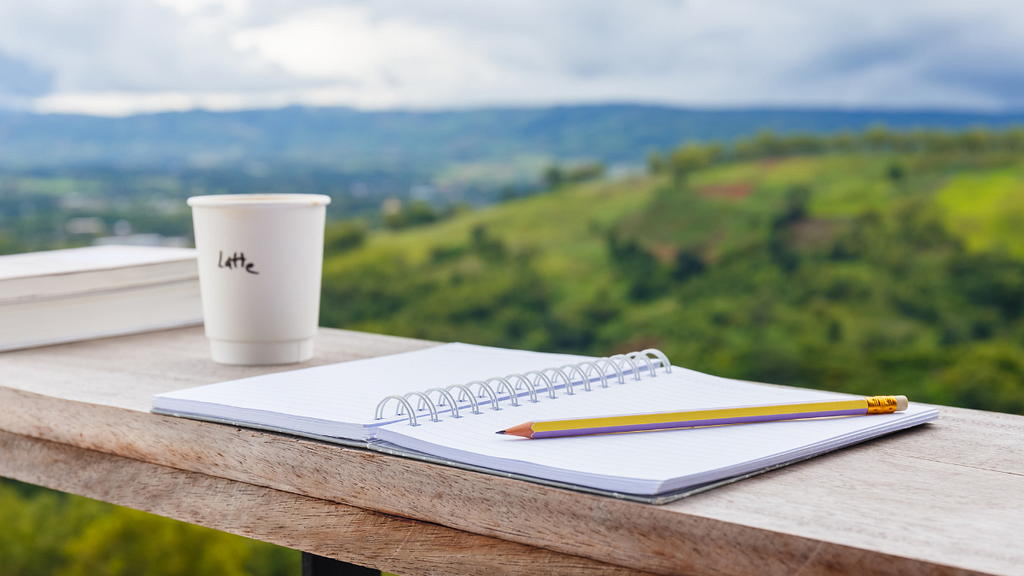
left=374, top=348, right=672, bottom=425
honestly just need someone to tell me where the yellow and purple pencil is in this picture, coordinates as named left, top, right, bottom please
left=496, top=395, right=909, bottom=439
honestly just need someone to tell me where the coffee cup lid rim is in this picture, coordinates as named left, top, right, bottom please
left=187, top=194, right=332, bottom=208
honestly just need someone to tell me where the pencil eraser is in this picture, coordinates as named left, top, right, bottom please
left=895, top=396, right=909, bottom=411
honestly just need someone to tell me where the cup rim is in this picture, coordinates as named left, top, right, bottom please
left=187, top=194, right=332, bottom=208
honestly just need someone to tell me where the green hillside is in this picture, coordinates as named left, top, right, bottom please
left=321, top=151, right=1024, bottom=415
left=5, top=139, right=1024, bottom=575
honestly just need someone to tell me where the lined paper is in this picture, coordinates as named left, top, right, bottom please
left=154, top=343, right=939, bottom=496
left=152, top=343, right=590, bottom=440
left=374, top=369, right=939, bottom=494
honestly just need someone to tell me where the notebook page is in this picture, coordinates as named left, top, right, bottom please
left=375, top=369, right=939, bottom=494
left=152, top=342, right=590, bottom=440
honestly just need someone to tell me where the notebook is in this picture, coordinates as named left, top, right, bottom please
left=152, top=343, right=938, bottom=503
left=0, top=246, right=203, bottom=352
left=0, top=245, right=198, bottom=301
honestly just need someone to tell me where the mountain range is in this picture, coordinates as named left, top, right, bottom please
left=2, top=105, right=1024, bottom=171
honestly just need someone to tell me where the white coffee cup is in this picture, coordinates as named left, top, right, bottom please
left=187, top=194, right=331, bottom=365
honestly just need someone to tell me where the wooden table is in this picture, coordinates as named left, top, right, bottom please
left=1, top=326, right=1022, bottom=576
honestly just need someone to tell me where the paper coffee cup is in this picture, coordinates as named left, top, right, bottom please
left=188, top=194, right=331, bottom=365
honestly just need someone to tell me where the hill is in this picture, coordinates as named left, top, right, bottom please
left=3, top=105, right=1024, bottom=170
left=319, top=149, right=1024, bottom=416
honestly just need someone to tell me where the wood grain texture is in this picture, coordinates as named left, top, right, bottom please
left=0, top=430, right=655, bottom=576
left=1, top=327, right=1021, bottom=576
left=0, top=326, right=439, bottom=412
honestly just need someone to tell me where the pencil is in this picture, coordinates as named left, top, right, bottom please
left=496, top=395, right=909, bottom=439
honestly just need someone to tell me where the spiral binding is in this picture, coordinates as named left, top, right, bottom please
left=374, top=348, right=671, bottom=426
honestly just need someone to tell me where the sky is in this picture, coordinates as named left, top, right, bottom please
left=0, top=0, right=1023, bottom=117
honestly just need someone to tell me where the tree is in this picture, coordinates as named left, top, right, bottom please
left=669, top=143, right=713, bottom=186
left=647, top=151, right=664, bottom=174
left=862, top=124, right=892, bottom=151
left=565, top=162, right=605, bottom=183
left=957, top=127, right=993, bottom=153
left=543, top=165, right=564, bottom=189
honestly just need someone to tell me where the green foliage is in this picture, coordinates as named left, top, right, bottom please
left=0, top=480, right=95, bottom=576
left=936, top=170, right=1024, bottom=258
left=320, top=149, right=1024, bottom=417
left=566, top=162, right=606, bottom=183
left=669, top=143, right=720, bottom=185
left=324, top=220, right=367, bottom=254
left=647, top=150, right=665, bottom=174
left=322, top=224, right=562, bottom=349
left=0, top=479, right=298, bottom=576
left=383, top=200, right=440, bottom=230
left=543, top=162, right=605, bottom=190
left=655, top=126, right=1024, bottom=182
left=543, top=165, right=564, bottom=188
left=927, top=344, right=1024, bottom=413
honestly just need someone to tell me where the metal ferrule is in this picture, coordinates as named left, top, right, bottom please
left=865, top=395, right=899, bottom=414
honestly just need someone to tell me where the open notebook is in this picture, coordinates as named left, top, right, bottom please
left=153, top=343, right=938, bottom=503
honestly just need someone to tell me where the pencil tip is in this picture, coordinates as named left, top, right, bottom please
left=495, top=430, right=506, bottom=435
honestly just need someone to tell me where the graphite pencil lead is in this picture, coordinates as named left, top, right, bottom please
left=495, top=430, right=506, bottom=434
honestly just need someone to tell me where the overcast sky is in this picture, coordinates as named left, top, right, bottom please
left=1, top=0, right=1022, bottom=116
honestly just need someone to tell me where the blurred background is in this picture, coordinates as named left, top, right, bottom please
left=3, top=1, right=1024, bottom=574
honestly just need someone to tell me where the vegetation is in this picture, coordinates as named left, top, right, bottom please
left=4, top=125, right=1024, bottom=574
left=542, top=162, right=606, bottom=189
left=0, top=166, right=435, bottom=255
left=0, top=480, right=297, bottom=576
left=321, top=132, right=1024, bottom=416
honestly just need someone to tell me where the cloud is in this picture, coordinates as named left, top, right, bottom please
left=0, top=52, right=53, bottom=96
left=0, top=51, right=53, bottom=109
left=1, top=0, right=1023, bottom=115
left=231, top=6, right=493, bottom=81
left=0, top=0, right=294, bottom=94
